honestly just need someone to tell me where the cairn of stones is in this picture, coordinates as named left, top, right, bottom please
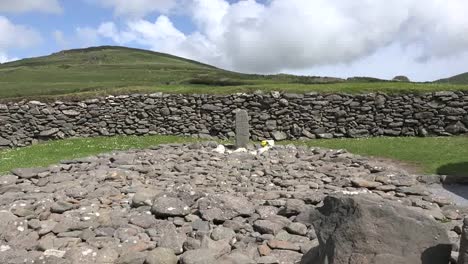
left=0, top=141, right=466, bottom=264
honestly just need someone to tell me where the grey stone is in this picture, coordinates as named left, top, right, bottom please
left=11, top=167, right=48, bottom=179
left=132, top=188, right=159, bottom=207
left=211, top=226, right=236, bottom=241
left=271, top=131, right=287, bottom=141
left=285, top=222, right=308, bottom=236
left=301, top=194, right=452, bottom=264
left=198, top=194, right=255, bottom=221
left=50, top=201, right=76, bottom=213
left=235, top=109, right=250, bottom=148
left=0, top=137, right=11, bottom=146
left=179, top=249, right=217, bottom=264
left=254, top=220, right=285, bottom=235
left=39, top=128, right=60, bottom=137
left=459, top=217, right=468, bottom=264
left=62, top=110, right=80, bottom=116
left=116, top=252, right=147, bottom=264
left=218, top=252, right=256, bottom=264
left=146, top=247, right=178, bottom=264
left=151, top=196, right=190, bottom=217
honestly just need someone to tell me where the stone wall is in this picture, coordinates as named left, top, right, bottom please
left=1, top=91, right=467, bottom=148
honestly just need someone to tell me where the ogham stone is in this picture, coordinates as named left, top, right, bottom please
left=235, top=109, right=250, bottom=148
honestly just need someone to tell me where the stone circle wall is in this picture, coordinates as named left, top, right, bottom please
left=0, top=91, right=467, bottom=148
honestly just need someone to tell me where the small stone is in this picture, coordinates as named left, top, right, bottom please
left=256, top=256, right=279, bottom=264
left=43, top=249, right=66, bottom=258
left=211, top=226, right=236, bottom=241
left=254, top=220, right=284, bottom=235
left=351, top=178, right=382, bottom=189
left=11, top=167, right=47, bottom=179
left=151, top=197, right=190, bottom=217
left=271, top=131, right=287, bottom=141
left=285, top=223, right=308, bottom=236
left=96, top=247, right=119, bottom=263
left=179, top=249, right=217, bottom=264
left=132, top=188, right=159, bottom=207
left=146, top=248, right=178, bottom=264
left=269, top=250, right=302, bottom=264
left=267, top=240, right=300, bottom=251
left=50, top=201, right=75, bottom=213
left=258, top=244, right=272, bottom=256
left=116, top=252, right=147, bottom=264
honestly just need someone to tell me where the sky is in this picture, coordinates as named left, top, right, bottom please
left=1, top=0, right=468, bottom=82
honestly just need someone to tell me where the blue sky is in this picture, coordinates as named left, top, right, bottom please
left=1, top=0, right=468, bottom=81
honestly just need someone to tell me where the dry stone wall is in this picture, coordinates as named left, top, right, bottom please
left=0, top=91, right=467, bottom=148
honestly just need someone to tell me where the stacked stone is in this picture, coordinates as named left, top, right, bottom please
left=1, top=91, right=467, bottom=148
left=0, top=143, right=466, bottom=263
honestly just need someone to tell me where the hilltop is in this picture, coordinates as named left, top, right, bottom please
left=0, top=46, right=467, bottom=100
left=437, top=72, right=468, bottom=84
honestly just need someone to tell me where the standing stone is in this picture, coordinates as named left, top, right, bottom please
left=459, top=217, right=468, bottom=264
left=235, top=110, right=250, bottom=148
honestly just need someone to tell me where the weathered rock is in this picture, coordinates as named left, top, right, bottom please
left=459, top=217, right=468, bottom=264
left=132, top=188, right=159, bottom=207
left=254, top=220, right=285, bottom=235
left=179, top=249, right=217, bottom=264
left=271, top=131, right=287, bottom=141
left=116, top=252, right=147, bottom=264
left=146, top=247, right=178, bottom=264
left=151, top=196, right=190, bottom=217
left=235, top=110, right=250, bottom=148
left=198, top=194, right=255, bottom=221
left=302, top=194, right=451, bottom=264
left=0, top=137, right=11, bottom=146
left=11, top=167, right=48, bottom=179
left=39, top=128, right=60, bottom=137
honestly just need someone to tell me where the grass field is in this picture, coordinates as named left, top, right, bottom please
left=1, top=46, right=467, bottom=100
left=1, top=135, right=467, bottom=177
left=287, top=136, right=468, bottom=176
left=0, top=135, right=202, bottom=174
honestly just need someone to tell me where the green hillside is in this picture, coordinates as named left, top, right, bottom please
left=0, top=46, right=467, bottom=100
left=437, top=72, right=468, bottom=84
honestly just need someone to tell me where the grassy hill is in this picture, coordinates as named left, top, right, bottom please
left=437, top=72, right=468, bottom=84
left=1, top=46, right=467, bottom=100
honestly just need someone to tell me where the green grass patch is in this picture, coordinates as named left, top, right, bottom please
left=285, top=136, right=468, bottom=176
left=0, top=135, right=202, bottom=174
left=1, top=135, right=467, bottom=177
left=1, top=46, right=467, bottom=100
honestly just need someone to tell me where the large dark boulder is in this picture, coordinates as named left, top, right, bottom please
left=301, top=194, right=451, bottom=264
left=459, top=217, right=468, bottom=264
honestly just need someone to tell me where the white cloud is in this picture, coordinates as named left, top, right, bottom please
left=0, top=0, right=62, bottom=13
left=0, top=52, right=18, bottom=63
left=0, top=16, right=42, bottom=50
left=88, top=0, right=181, bottom=17
left=90, top=0, right=468, bottom=77
left=0, top=16, right=41, bottom=63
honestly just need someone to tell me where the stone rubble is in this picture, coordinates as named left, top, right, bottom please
left=0, top=142, right=466, bottom=264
